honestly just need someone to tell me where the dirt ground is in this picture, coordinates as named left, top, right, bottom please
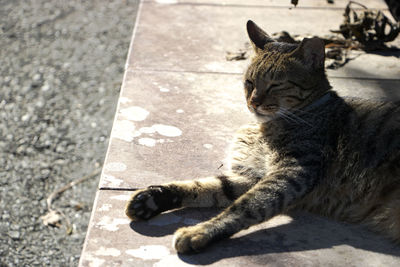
left=0, top=0, right=139, bottom=265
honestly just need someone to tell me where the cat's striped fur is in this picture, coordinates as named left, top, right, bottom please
left=125, top=20, right=400, bottom=253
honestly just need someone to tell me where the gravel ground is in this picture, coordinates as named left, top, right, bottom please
left=0, top=1, right=139, bottom=266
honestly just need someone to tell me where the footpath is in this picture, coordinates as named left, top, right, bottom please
left=79, top=0, right=400, bottom=266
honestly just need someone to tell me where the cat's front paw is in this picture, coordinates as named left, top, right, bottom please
left=173, top=224, right=214, bottom=253
left=125, top=185, right=180, bottom=221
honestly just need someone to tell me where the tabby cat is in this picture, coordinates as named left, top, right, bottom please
left=125, top=20, right=400, bottom=253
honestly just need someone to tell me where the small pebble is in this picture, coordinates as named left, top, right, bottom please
left=9, top=231, right=20, bottom=240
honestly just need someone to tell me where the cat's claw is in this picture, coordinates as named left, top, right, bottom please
left=173, top=224, right=213, bottom=254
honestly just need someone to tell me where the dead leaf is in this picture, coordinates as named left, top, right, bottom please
left=226, top=50, right=248, bottom=61
left=41, top=210, right=62, bottom=227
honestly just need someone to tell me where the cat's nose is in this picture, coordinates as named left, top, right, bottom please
left=250, top=99, right=261, bottom=109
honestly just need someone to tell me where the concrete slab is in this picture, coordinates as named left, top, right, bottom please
left=80, top=190, right=400, bottom=267
left=129, top=2, right=400, bottom=79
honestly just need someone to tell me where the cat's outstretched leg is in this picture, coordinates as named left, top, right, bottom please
left=173, top=168, right=319, bottom=253
left=125, top=173, right=258, bottom=221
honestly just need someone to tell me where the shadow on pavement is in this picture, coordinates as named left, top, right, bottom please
left=130, top=208, right=400, bottom=265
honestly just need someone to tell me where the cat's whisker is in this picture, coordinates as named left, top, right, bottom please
left=279, top=108, right=314, bottom=127
left=281, top=108, right=314, bottom=126
left=277, top=110, right=297, bottom=124
left=277, top=110, right=300, bottom=124
left=288, top=107, right=321, bottom=117
left=276, top=111, right=293, bottom=123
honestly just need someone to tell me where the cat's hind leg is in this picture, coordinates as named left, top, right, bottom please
left=125, top=173, right=257, bottom=221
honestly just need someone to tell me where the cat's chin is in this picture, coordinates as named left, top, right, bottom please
left=255, top=113, right=275, bottom=123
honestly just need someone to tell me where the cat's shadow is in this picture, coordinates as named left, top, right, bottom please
left=130, top=208, right=400, bottom=265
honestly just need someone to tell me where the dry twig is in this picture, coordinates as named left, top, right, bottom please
left=226, top=1, right=399, bottom=69
left=331, top=1, right=400, bottom=51
left=41, top=168, right=101, bottom=235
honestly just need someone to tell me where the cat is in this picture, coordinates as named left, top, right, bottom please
left=125, top=20, right=400, bottom=254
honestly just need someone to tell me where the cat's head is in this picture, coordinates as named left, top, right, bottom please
left=244, top=20, right=330, bottom=122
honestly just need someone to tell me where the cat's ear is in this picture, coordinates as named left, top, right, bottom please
left=292, top=37, right=325, bottom=70
left=247, top=20, right=274, bottom=53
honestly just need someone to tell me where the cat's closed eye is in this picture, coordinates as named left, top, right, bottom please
left=244, top=79, right=253, bottom=88
left=269, top=83, right=293, bottom=94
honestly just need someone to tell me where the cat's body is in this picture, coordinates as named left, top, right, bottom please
left=125, top=21, right=400, bottom=253
left=231, top=95, right=400, bottom=239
